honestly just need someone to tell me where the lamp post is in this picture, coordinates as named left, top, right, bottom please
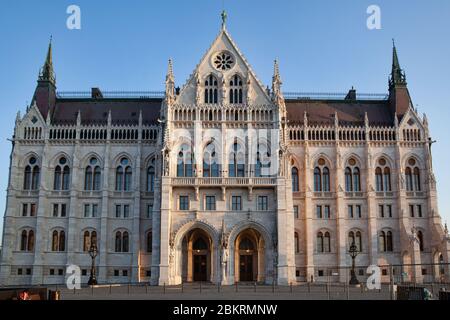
left=348, top=241, right=360, bottom=285
left=88, top=243, right=98, bottom=286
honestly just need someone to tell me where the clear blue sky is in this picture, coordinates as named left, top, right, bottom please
left=0, top=0, right=449, bottom=239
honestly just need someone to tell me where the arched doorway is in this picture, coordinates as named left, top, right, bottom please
left=234, top=229, right=265, bottom=282
left=182, top=228, right=213, bottom=282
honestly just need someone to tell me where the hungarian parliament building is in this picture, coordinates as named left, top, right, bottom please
left=1, top=17, right=449, bottom=286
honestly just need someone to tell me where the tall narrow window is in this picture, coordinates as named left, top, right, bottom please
left=83, top=231, right=90, bottom=252
left=177, top=146, right=194, bottom=177
left=20, top=230, right=27, bottom=251
left=85, top=157, right=101, bottom=191
left=323, top=167, right=330, bottom=191
left=27, top=230, right=34, bottom=252
left=24, top=157, right=40, bottom=190
left=229, top=142, right=245, bottom=177
left=147, top=231, right=152, bottom=253
left=353, top=167, right=361, bottom=192
left=345, top=167, right=352, bottom=192
left=123, top=232, right=129, bottom=252
left=54, top=157, right=70, bottom=190
left=292, top=167, right=299, bottom=192
left=413, top=167, right=421, bottom=191
left=355, top=231, right=362, bottom=252
left=116, top=158, right=132, bottom=191
left=417, top=230, right=424, bottom=252
left=115, top=231, right=122, bottom=252
left=229, top=74, right=243, bottom=104
left=203, top=143, right=219, bottom=178
left=376, top=158, right=391, bottom=192
left=375, top=167, right=383, bottom=191
left=317, top=232, right=324, bottom=253
left=405, top=167, right=413, bottom=191
left=204, top=74, right=218, bottom=104
left=314, top=167, right=322, bottom=192
left=379, top=231, right=386, bottom=252
left=294, top=232, right=299, bottom=253
left=386, top=231, right=393, bottom=252
left=324, top=232, right=331, bottom=252
left=383, top=167, right=391, bottom=191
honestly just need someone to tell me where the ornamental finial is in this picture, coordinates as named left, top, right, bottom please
left=221, top=10, right=227, bottom=29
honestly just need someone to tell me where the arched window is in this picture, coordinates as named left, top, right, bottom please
left=375, top=167, right=383, bottom=192
left=83, top=231, right=90, bottom=252
left=52, top=230, right=59, bottom=251
left=375, top=158, right=391, bottom=192
left=59, top=230, right=66, bottom=252
left=324, top=232, right=331, bottom=252
left=353, top=168, right=361, bottom=192
left=122, top=231, right=129, bottom=252
left=24, top=165, right=32, bottom=190
left=386, top=231, right=393, bottom=252
left=20, top=230, right=27, bottom=251
left=348, top=231, right=355, bottom=249
left=314, top=168, right=322, bottom=192
left=292, top=167, right=299, bottom=192
left=254, top=143, right=270, bottom=178
left=405, top=167, right=413, bottom=191
left=85, top=157, right=101, bottom=191
left=32, top=166, right=40, bottom=190
left=229, top=142, right=245, bottom=177
left=54, top=157, right=70, bottom=190
left=314, top=158, right=330, bottom=192
left=413, top=167, right=421, bottom=191
left=417, top=230, right=424, bottom=252
left=317, top=232, right=323, bottom=253
left=203, top=143, right=220, bottom=177
left=27, top=230, right=34, bottom=252
left=147, top=166, right=155, bottom=192
left=116, top=158, right=132, bottom=191
left=229, top=74, right=243, bottom=104
left=355, top=231, right=362, bottom=252
left=294, top=232, right=299, bottom=253
left=115, top=231, right=122, bottom=252
left=51, top=230, right=65, bottom=252
left=147, top=231, right=152, bottom=253
left=345, top=167, right=352, bottom=192
left=323, top=167, right=330, bottom=192
left=85, top=167, right=92, bottom=190
left=204, top=74, right=218, bottom=104
left=91, top=231, right=97, bottom=249
left=54, top=166, right=61, bottom=190
left=383, top=167, right=391, bottom=191
left=177, top=145, right=194, bottom=177
left=24, top=157, right=40, bottom=190
left=379, top=231, right=386, bottom=252
left=124, top=167, right=132, bottom=191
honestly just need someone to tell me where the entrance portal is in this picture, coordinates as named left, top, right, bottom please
left=181, top=228, right=212, bottom=282
left=239, top=254, right=253, bottom=281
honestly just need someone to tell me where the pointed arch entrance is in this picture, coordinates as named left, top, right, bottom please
left=182, top=228, right=213, bottom=282
left=234, top=228, right=265, bottom=282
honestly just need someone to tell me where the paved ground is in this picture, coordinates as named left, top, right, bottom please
left=58, top=283, right=400, bottom=300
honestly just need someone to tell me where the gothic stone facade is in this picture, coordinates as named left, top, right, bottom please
left=1, top=25, right=450, bottom=286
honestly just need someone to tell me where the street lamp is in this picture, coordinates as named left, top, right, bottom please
left=348, top=241, right=360, bottom=285
left=88, top=242, right=98, bottom=286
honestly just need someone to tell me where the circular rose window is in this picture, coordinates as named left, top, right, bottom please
left=213, top=51, right=235, bottom=71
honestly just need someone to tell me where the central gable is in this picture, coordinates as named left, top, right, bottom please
left=177, top=29, right=272, bottom=106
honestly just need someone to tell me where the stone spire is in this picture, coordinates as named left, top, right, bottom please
left=272, top=59, right=285, bottom=109
left=389, top=39, right=407, bottom=88
left=39, top=36, right=56, bottom=85
left=165, top=59, right=175, bottom=105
